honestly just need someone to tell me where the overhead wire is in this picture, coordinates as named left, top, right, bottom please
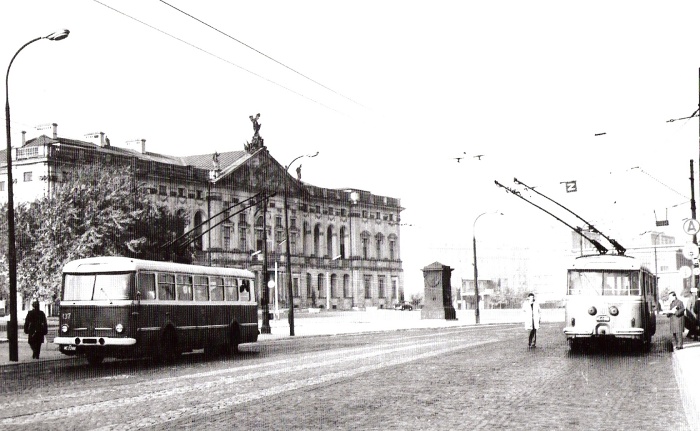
left=157, top=0, right=364, bottom=108
left=92, top=0, right=345, bottom=115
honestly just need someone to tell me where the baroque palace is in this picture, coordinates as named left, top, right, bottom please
left=0, top=122, right=404, bottom=310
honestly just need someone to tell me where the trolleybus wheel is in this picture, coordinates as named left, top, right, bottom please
left=157, top=328, right=180, bottom=362
left=230, top=323, right=241, bottom=354
left=86, top=353, right=104, bottom=366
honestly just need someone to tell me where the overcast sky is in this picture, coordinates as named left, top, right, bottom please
left=2, top=1, right=700, bottom=296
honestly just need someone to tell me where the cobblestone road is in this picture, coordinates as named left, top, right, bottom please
left=0, top=323, right=690, bottom=430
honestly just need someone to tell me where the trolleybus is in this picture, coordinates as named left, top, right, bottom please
left=563, top=254, right=658, bottom=350
left=54, top=257, right=258, bottom=365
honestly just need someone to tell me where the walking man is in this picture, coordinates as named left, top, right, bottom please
left=522, top=293, right=541, bottom=348
left=23, top=300, right=48, bottom=359
left=667, top=291, right=685, bottom=350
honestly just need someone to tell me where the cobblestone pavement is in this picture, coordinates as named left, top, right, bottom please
left=0, top=322, right=691, bottom=431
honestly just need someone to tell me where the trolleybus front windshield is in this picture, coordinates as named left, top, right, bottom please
left=568, top=270, right=639, bottom=296
left=63, top=273, right=134, bottom=301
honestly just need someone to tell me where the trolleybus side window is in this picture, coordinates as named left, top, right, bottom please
left=194, top=276, right=209, bottom=301
left=177, top=274, right=193, bottom=301
left=210, top=277, right=224, bottom=301
left=239, top=279, right=251, bottom=301
left=224, top=277, right=238, bottom=301
left=629, top=272, right=640, bottom=295
left=158, top=273, right=176, bottom=300
left=138, top=272, right=156, bottom=300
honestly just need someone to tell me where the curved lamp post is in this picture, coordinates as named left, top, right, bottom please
left=472, top=211, right=502, bottom=324
left=5, top=29, right=70, bottom=362
left=283, top=151, right=318, bottom=336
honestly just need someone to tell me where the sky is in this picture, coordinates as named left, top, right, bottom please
left=2, top=1, right=700, bottom=298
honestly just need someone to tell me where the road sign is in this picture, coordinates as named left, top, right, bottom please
left=683, top=219, right=700, bottom=235
left=683, top=243, right=700, bottom=260
left=681, top=266, right=693, bottom=278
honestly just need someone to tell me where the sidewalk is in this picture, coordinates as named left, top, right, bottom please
left=673, top=340, right=700, bottom=429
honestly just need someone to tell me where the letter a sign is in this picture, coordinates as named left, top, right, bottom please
left=683, top=219, right=700, bottom=236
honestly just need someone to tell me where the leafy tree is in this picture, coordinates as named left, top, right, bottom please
left=0, top=164, right=191, bottom=301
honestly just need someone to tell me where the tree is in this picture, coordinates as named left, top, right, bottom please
left=0, top=164, right=191, bottom=301
left=409, top=293, right=423, bottom=308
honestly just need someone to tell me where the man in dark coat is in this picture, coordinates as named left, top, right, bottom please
left=667, top=291, right=685, bottom=350
left=23, top=300, right=48, bottom=359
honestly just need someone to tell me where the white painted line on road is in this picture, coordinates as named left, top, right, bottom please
left=1, top=337, right=495, bottom=427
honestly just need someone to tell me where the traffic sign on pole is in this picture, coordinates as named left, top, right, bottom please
left=684, top=219, right=700, bottom=236
left=683, top=243, right=700, bottom=260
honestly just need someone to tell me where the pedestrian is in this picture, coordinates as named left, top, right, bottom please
left=23, top=300, right=48, bottom=359
left=522, top=293, right=541, bottom=348
left=666, top=291, right=685, bottom=350
left=685, top=287, right=699, bottom=341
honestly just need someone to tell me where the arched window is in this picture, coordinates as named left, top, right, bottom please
left=306, top=273, right=312, bottom=299
left=327, top=225, right=334, bottom=258
left=318, top=273, right=325, bottom=298
left=303, top=221, right=310, bottom=256
left=375, top=233, right=384, bottom=259
left=343, top=274, right=350, bottom=297
left=194, top=211, right=203, bottom=251
left=330, top=274, right=338, bottom=298
left=361, top=232, right=371, bottom=259
left=340, top=226, right=347, bottom=258
left=314, top=224, right=321, bottom=257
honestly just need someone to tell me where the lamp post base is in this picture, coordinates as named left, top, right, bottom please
left=260, top=324, right=271, bottom=334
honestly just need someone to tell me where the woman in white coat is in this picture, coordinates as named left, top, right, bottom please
left=522, top=293, right=541, bottom=348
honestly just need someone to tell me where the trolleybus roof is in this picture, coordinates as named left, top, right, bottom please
left=62, top=256, right=255, bottom=278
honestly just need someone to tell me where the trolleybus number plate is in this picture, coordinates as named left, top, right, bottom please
left=63, top=345, right=75, bottom=351
left=597, top=315, right=610, bottom=322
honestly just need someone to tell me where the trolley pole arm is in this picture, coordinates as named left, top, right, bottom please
left=513, top=177, right=625, bottom=255
left=495, top=180, right=608, bottom=254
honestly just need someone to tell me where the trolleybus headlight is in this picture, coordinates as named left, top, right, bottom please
left=115, top=323, right=124, bottom=333
left=631, top=318, right=636, bottom=327
left=61, top=324, right=69, bottom=334
left=588, top=306, right=597, bottom=316
left=609, top=306, right=619, bottom=316
left=571, top=318, right=575, bottom=327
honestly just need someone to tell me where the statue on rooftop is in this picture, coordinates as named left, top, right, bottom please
left=245, top=113, right=265, bottom=154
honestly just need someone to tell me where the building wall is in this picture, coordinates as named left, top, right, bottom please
left=0, top=132, right=404, bottom=310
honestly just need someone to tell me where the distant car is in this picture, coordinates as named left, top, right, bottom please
left=394, top=302, right=413, bottom=311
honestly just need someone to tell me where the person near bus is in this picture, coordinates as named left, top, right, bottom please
left=685, top=287, right=700, bottom=341
left=666, top=291, right=685, bottom=350
left=522, top=293, right=541, bottom=348
left=24, top=300, right=48, bottom=359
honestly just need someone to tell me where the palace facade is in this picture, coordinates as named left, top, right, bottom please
left=0, top=123, right=405, bottom=310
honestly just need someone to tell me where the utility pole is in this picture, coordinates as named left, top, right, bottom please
left=260, top=196, right=271, bottom=334
left=691, top=160, right=698, bottom=293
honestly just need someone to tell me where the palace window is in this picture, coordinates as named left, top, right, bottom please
left=364, top=275, right=372, bottom=298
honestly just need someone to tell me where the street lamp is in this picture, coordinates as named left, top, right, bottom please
left=348, top=191, right=359, bottom=308
left=5, top=29, right=69, bottom=362
left=283, top=151, right=318, bottom=336
left=472, top=211, right=502, bottom=324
